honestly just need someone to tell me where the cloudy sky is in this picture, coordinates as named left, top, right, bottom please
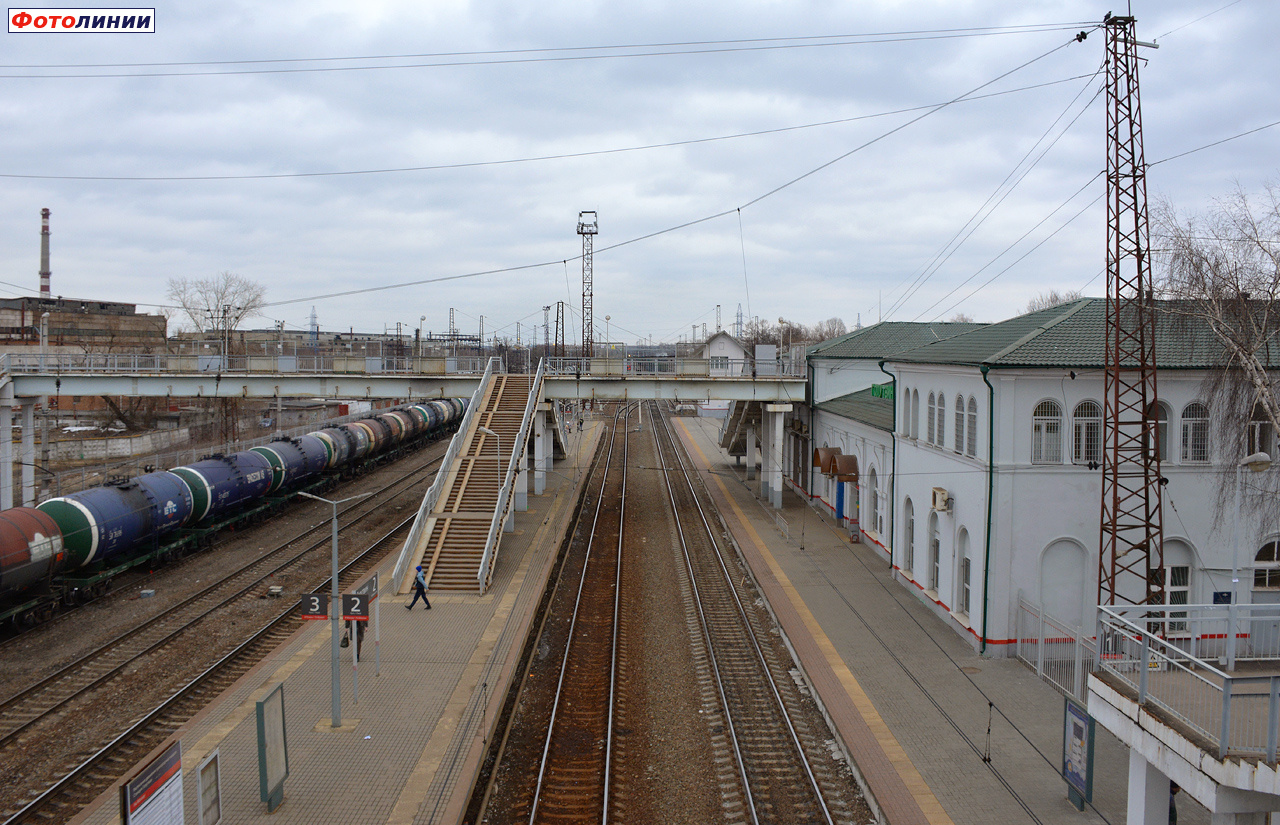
left=0, top=0, right=1275, bottom=346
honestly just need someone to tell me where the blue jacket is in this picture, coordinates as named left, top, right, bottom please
left=415, top=569, right=427, bottom=589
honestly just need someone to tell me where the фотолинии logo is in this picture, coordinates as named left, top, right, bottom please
left=9, top=8, right=154, bottom=32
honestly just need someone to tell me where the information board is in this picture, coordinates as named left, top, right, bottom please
left=300, top=593, right=329, bottom=620
left=1063, top=697, right=1095, bottom=808
left=342, top=593, right=369, bottom=621
left=197, top=750, right=221, bottom=825
left=256, top=683, right=288, bottom=813
left=122, top=740, right=183, bottom=825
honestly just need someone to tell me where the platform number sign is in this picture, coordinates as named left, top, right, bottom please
left=300, top=593, right=329, bottom=620
left=342, top=593, right=369, bottom=621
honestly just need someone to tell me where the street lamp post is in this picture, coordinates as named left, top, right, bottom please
left=477, top=425, right=501, bottom=469
left=605, top=315, right=611, bottom=370
left=298, top=491, right=372, bottom=727
left=1227, top=450, right=1272, bottom=670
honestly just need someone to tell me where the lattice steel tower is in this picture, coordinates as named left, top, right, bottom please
left=578, top=211, right=598, bottom=357
left=1098, top=14, right=1163, bottom=608
left=555, top=301, right=565, bottom=358
left=543, top=305, right=551, bottom=355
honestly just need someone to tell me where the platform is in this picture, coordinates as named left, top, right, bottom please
left=67, top=418, right=604, bottom=825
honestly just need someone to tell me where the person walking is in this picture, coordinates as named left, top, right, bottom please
left=407, top=565, right=432, bottom=610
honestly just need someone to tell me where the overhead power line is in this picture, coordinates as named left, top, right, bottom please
left=262, top=32, right=1092, bottom=310
left=1, top=24, right=1094, bottom=78
left=0, top=74, right=1094, bottom=181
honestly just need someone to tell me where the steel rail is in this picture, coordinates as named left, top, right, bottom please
left=0, top=448, right=443, bottom=750
left=652, top=402, right=834, bottom=824
left=2, top=514, right=415, bottom=825
left=528, top=402, right=633, bottom=825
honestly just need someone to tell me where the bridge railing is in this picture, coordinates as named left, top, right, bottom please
left=0, top=352, right=497, bottom=376
left=477, top=358, right=545, bottom=593
left=392, top=357, right=498, bottom=590
left=541, top=356, right=803, bottom=377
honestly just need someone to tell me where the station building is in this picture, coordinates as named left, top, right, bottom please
left=790, top=298, right=1276, bottom=656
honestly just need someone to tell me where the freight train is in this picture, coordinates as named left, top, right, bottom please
left=0, top=399, right=467, bottom=627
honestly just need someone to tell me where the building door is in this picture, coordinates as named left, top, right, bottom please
left=835, top=481, right=844, bottom=521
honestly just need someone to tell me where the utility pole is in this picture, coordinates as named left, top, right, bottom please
left=716, top=304, right=721, bottom=333
left=578, top=211, right=598, bottom=357
left=1098, top=14, right=1163, bottom=609
left=449, top=307, right=456, bottom=358
left=479, top=316, right=485, bottom=356
left=543, top=305, right=551, bottom=361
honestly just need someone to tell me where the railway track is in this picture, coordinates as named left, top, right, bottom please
left=0, top=445, right=444, bottom=824
left=650, top=403, right=851, bottom=824
left=526, top=402, right=633, bottom=823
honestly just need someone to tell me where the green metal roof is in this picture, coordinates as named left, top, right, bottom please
left=891, top=298, right=1272, bottom=369
left=816, top=387, right=894, bottom=432
left=807, top=321, right=987, bottom=360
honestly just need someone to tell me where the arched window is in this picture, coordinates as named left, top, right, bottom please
left=1255, top=541, right=1280, bottom=589
left=966, top=396, right=978, bottom=457
left=1249, top=403, right=1274, bottom=456
left=954, top=394, right=965, bottom=454
left=868, top=468, right=879, bottom=535
left=1181, top=403, right=1210, bottom=463
left=1032, top=400, right=1063, bottom=464
left=927, top=512, right=941, bottom=591
left=936, top=394, right=946, bottom=447
left=1149, top=402, right=1169, bottom=462
left=957, top=529, right=971, bottom=616
left=927, top=393, right=936, bottom=445
left=903, top=497, right=915, bottom=573
left=911, top=390, right=920, bottom=440
left=1073, top=401, right=1102, bottom=465
left=902, top=388, right=911, bottom=436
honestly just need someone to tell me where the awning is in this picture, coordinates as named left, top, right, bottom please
left=833, top=454, right=859, bottom=483
left=814, top=446, right=842, bottom=475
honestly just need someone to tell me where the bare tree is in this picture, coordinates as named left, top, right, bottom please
left=167, top=271, right=266, bottom=340
left=809, top=317, right=848, bottom=341
left=1155, top=185, right=1280, bottom=446
left=948, top=312, right=975, bottom=323
left=1025, top=289, right=1083, bottom=313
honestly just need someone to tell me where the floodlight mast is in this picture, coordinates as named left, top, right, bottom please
left=578, top=211, right=598, bottom=358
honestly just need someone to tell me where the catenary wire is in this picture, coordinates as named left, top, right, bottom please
left=0, top=75, right=1093, bottom=182
left=0, top=27, right=1093, bottom=79
left=1, top=24, right=1094, bottom=69
left=881, top=67, right=1104, bottom=320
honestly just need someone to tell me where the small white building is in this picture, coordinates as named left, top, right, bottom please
left=695, top=330, right=749, bottom=376
left=798, top=299, right=1277, bottom=658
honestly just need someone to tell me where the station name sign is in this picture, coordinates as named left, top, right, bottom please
left=870, top=382, right=894, bottom=400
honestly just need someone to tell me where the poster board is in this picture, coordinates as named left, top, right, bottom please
left=256, top=683, right=288, bottom=813
left=121, top=740, right=183, bottom=825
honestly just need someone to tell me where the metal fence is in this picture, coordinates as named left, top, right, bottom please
left=542, top=356, right=804, bottom=378
left=1015, top=597, right=1096, bottom=703
left=0, top=352, right=496, bottom=376
left=1098, top=604, right=1280, bottom=760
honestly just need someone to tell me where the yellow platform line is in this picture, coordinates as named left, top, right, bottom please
left=676, top=418, right=955, bottom=825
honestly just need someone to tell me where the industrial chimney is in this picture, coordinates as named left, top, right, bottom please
left=38, top=208, right=51, bottom=297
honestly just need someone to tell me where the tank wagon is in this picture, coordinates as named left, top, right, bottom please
left=0, top=399, right=468, bottom=626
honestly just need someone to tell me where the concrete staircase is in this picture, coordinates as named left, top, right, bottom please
left=416, top=374, right=536, bottom=591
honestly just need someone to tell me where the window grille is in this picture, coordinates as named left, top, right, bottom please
left=966, top=397, right=978, bottom=457
left=954, top=395, right=964, bottom=454
left=927, top=393, right=935, bottom=445
left=1181, top=403, right=1209, bottom=463
left=936, top=394, right=945, bottom=447
left=1073, top=401, right=1102, bottom=464
left=1032, top=400, right=1063, bottom=464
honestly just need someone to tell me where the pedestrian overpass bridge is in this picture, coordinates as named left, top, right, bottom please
left=0, top=355, right=803, bottom=542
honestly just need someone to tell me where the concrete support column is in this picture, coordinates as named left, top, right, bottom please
left=514, top=437, right=528, bottom=512
left=0, top=393, right=11, bottom=511
left=533, top=409, right=547, bottom=495
left=759, top=417, right=771, bottom=499
left=745, top=427, right=756, bottom=481
left=20, top=399, right=35, bottom=507
left=1127, top=749, right=1170, bottom=825
left=767, top=404, right=789, bottom=509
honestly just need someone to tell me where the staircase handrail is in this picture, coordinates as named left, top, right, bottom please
left=477, top=358, right=545, bottom=592
left=392, top=356, right=498, bottom=589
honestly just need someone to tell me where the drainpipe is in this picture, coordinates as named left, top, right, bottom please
left=879, top=360, right=897, bottom=570
left=807, top=356, right=815, bottom=501
left=980, top=365, right=997, bottom=654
